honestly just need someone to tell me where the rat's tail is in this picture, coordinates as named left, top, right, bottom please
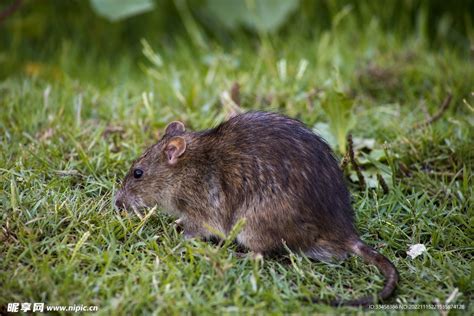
left=332, top=239, right=399, bottom=307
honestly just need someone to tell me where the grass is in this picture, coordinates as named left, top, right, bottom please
left=1, top=3, right=473, bottom=314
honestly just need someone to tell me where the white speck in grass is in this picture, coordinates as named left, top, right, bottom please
left=74, top=93, right=82, bottom=128
left=43, top=84, right=51, bottom=109
left=446, top=287, right=459, bottom=304
left=407, top=244, right=427, bottom=259
left=142, top=91, right=153, bottom=117
left=205, top=62, right=217, bottom=85
left=296, top=59, right=308, bottom=80
left=171, top=72, right=186, bottom=105
left=250, top=273, right=257, bottom=292
left=141, top=39, right=163, bottom=67
left=277, top=59, right=287, bottom=82
left=110, top=296, right=123, bottom=309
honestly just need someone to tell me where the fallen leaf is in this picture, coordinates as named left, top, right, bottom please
left=352, top=137, right=375, bottom=151
left=407, top=244, right=427, bottom=259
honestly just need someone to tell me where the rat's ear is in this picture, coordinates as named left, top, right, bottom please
left=165, top=121, right=185, bottom=136
left=165, top=136, right=186, bottom=165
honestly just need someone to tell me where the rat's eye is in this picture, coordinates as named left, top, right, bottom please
left=133, top=168, right=144, bottom=179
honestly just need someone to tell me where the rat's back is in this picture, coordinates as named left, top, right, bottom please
left=194, top=112, right=356, bottom=256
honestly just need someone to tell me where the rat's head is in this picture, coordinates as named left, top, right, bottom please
left=114, top=121, right=188, bottom=212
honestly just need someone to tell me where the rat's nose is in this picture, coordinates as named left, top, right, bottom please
left=114, top=190, right=125, bottom=210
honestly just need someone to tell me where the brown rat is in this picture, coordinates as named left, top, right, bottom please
left=114, top=111, right=398, bottom=306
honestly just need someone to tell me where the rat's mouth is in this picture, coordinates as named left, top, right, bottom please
left=113, top=190, right=147, bottom=216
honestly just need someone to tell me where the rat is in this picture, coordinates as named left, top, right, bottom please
left=114, top=111, right=398, bottom=306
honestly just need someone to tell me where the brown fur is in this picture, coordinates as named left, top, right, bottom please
left=115, top=111, right=398, bottom=306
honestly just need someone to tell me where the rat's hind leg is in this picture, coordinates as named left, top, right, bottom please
left=305, top=241, right=349, bottom=262
left=235, top=222, right=283, bottom=255
left=175, top=216, right=213, bottom=240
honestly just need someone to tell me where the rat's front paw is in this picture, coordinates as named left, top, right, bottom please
left=183, top=229, right=201, bottom=240
left=175, top=217, right=203, bottom=240
left=173, top=217, right=209, bottom=240
left=174, top=217, right=184, bottom=226
left=174, top=217, right=186, bottom=233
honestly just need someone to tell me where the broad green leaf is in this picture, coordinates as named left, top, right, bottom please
left=358, top=149, right=386, bottom=164
left=352, top=137, right=375, bottom=150
left=205, top=0, right=299, bottom=32
left=320, top=90, right=355, bottom=154
left=313, top=122, right=338, bottom=150
left=90, top=0, right=155, bottom=22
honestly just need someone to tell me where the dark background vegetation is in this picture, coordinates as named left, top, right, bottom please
left=2, top=0, right=473, bottom=78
